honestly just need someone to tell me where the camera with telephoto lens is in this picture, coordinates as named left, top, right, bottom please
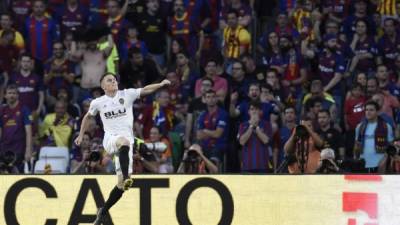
left=0, top=151, right=17, bottom=173
left=295, top=125, right=309, bottom=140
left=134, top=143, right=157, bottom=161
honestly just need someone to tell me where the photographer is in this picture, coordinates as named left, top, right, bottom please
left=71, top=134, right=105, bottom=174
left=284, top=117, right=324, bottom=173
left=316, top=148, right=340, bottom=174
left=378, top=141, right=400, bottom=174
left=131, top=138, right=160, bottom=174
left=177, top=144, right=218, bottom=174
left=145, top=126, right=174, bottom=173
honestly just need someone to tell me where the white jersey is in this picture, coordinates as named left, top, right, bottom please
left=88, top=88, right=142, bottom=137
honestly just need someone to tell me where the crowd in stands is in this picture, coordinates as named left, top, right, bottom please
left=1, top=0, right=400, bottom=175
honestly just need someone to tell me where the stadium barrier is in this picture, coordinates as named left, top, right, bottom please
left=0, top=175, right=398, bottom=225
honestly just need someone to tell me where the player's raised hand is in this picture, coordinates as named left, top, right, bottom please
left=161, top=79, right=171, bottom=86
left=74, top=135, right=83, bottom=146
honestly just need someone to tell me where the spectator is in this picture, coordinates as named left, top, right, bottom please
left=24, top=0, right=59, bottom=62
left=220, top=0, right=252, bottom=29
left=169, top=38, right=187, bottom=65
left=87, top=0, right=108, bottom=25
left=106, top=0, right=130, bottom=44
left=284, top=117, right=324, bottom=174
left=231, top=83, right=278, bottom=123
left=136, top=0, right=167, bottom=67
left=177, top=143, right=218, bottom=173
left=229, top=60, right=254, bottom=103
left=9, top=53, right=45, bottom=117
left=353, top=72, right=368, bottom=93
left=344, top=83, right=366, bottom=156
left=376, top=64, right=400, bottom=99
left=47, top=88, right=81, bottom=119
left=145, top=126, right=173, bottom=173
left=302, top=34, right=345, bottom=111
left=120, top=47, right=161, bottom=89
left=343, top=0, right=375, bottom=39
left=10, top=0, right=32, bottom=31
left=44, top=42, right=76, bottom=101
left=0, top=30, right=19, bottom=95
left=321, top=0, right=350, bottom=24
left=119, top=25, right=149, bottom=61
left=377, top=18, right=400, bottom=72
left=366, top=76, right=380, bottom=98
left=70, top=33, right=114, bottom=90
left=194, top=58, right=228, bottom=102
left=275, top=106, right=297, bottom=171
left=175, top=51, right=199, bottom=101
left=371, top=92, right=397, bottom=126
left=39, top=100, right=74, bottom=147
left=315, top=109, right=345, bottom=160
left=241, top=53, right=266, bottom=82
left=280, top=34, right=306, bottom=102
left=354, top=100, right=394, bottom=173
left=0, top=13, right=25, bottom=51
left=265, top=69, right=285, bottom=103
left=348, top=19, right=378, bottom=74
left=136, top=89, right=174, bottom=139
left=168, top=0, right=203, bottom=58
left=56, top=0, right=89, bottom=35
left=222, top=9, right=251, bottom=62
left=238, top=101, right=272, bottom=173
left=0, top=84, right=33, bottom=172
left=302, top=79, right=336, bottom=121
left=197, top=90, right=229, bottom=168
left=184, top=77, right=213, bottom=148
left=272, top=12, right=299, bottom=40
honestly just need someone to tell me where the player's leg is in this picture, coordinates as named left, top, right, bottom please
left=93, top=174, right=132, bottom=224
left=115, top=136, right=133, bottom=190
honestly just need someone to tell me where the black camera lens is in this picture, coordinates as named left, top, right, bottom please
left=89, top=151, right=101, bottom=161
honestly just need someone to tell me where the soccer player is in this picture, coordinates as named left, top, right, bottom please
left=74, top=73, right=170, bottom=224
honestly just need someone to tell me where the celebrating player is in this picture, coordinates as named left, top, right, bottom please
left=74, top=73, right=170, bottom=224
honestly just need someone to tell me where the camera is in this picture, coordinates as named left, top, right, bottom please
left=386, top=144, right=398, bottom=157
left=86, top=150, right=101, bottom=162
left=134, top=143, right=157, bottom=161
left=295, top=125, right=309, bottom=140
left=184, top=150, right=199, bottom=163
left=0, top=151, right=17, bottom=173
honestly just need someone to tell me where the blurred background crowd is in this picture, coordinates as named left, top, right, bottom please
left=1, top=0, right=400, bottom=174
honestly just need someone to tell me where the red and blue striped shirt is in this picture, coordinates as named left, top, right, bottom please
left=25, top=16, right=58, bottom=61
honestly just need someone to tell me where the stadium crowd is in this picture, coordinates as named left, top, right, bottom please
left=1, top=0, right=400, bottom=174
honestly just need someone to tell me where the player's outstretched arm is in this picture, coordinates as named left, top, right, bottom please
left=74, top=112, right=93, bottom=146
left=140, top=79, right=171, bottom=97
